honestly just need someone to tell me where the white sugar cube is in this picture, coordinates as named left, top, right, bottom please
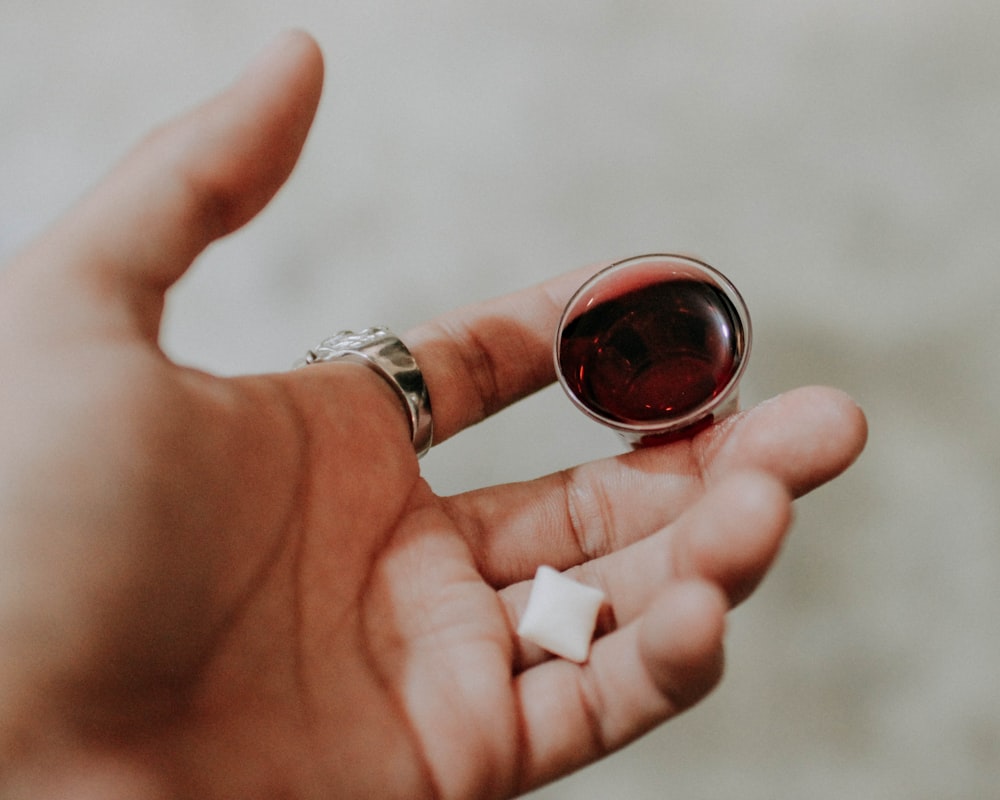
left=516, top=565, right=606, bottom=663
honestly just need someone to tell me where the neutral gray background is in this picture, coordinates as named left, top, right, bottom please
left=3, top=2, right=999, bottom=797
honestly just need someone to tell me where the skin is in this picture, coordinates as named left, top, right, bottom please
left=0, top=30, right=867, bottom=800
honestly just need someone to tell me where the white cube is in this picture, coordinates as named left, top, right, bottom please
left=516, top=565, right=606, bottom=663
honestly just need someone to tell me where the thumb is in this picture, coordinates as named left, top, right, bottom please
left=17, top=30, right=324, bottom=339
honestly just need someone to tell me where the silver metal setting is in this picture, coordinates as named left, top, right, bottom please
left=297, top=327, right=433, bottom=458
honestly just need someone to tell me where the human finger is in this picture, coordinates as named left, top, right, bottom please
left=403, top=262, right=606, bottom=445
left=700, top=384, right=868, bottom=497
left=501, top=471, right=790, bottom=670
left=513, top=580, right=727, bottom=792
left=9, top=30, right=324, bottom=341
left=444, top=385, right=865, bottom=586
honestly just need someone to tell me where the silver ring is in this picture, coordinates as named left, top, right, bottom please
left=296, top=327, right=433, bottom=458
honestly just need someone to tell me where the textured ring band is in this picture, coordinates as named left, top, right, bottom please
left=297, top=327, right=433, bottom=458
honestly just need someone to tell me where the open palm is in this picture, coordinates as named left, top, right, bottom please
left=0, top=32, right=866, bottom=800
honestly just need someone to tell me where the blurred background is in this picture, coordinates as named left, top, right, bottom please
left=3, top=1, right=998, bottom=797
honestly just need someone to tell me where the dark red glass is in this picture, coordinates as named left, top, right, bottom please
left=555, top=255, right=750, bottom=445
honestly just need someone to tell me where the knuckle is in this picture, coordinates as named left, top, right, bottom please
left=559, top=466, right=616, bottom=561
left=575, top=662, right=613, bottom=756
left=437, top=317, right=502, bottom=424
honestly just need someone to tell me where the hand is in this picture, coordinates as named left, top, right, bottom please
left=0, top=31, right=867, bottom=800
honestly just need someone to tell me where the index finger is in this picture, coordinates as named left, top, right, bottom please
left=404, top=262, right=607, bottom=445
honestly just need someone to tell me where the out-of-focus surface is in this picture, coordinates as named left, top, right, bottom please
left=3, top=2, right=998, bottom=797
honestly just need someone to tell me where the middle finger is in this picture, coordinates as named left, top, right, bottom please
left=499, top=471, right=792, bottom=670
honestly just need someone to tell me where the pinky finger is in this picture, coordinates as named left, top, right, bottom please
left=513, top=581, right=727, bottom=792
